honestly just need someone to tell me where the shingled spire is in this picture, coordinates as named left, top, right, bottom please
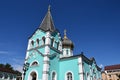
left=39, top=5, right=55, bottom=32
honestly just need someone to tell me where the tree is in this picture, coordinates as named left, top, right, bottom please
left=4, top=63, right=13, bottom=70
left=0, top=64, right=4, bottom=68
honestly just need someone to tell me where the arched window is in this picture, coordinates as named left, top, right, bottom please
left=66, top=49, right=69, bottom=55
left=4, top=73, right=8, bottom=79
left=87, top=72, right=90, bottom=80
left=57, top=42, right=59, bottom=50
left=93, top=69, right=95, bottom=73
left=52, top=72, right=56, bottom=80
left=36, top=39, right=39, bottom=46
left=30, top=72, right=37, bottom=80
left=51, top=38, right=54, bottom=47
left=31, top=41, right=34, bottom=46
left=42, top=36, right=45, bottom=45
left=67, top=72, right=72, bottom=80
left=0, top=73, right=3, bottom=79
left=31, top=61, right=38, bottom=66
left=10, top=74, right=13, bottom=80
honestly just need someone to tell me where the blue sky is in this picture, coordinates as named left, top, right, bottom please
left=0, top=0, right=120, bottom=72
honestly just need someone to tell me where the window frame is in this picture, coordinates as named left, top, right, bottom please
left=51, top=71, right=57, bottom=80
left=65, top=71, right=74, bottom=80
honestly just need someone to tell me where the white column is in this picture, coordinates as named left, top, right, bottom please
left=78, top=57, right=84, bottom=80
left=63, top=48, right=66, bottom=57
left=42, top=31, right=51, bottom=80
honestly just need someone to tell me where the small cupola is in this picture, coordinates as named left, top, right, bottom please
left=62, top=30, right=74, bottom=57
left=62, top=30, right=74, bottom=50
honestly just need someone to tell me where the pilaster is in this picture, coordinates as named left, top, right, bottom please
left=78, top=57, right=84, bottom=80
left=42, top=31, right=51, bottom=80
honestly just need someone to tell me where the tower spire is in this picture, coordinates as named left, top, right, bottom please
left=64, top=29, right=67, bottom=39
left=48, top=5, right=51, bottom=11
left=39, top=5, right=55, bottom=32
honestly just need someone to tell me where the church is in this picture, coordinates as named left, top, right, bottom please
left=22, top=6, right=101, bottom=80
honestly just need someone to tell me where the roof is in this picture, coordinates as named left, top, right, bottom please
left=60, top=53, right=101, bottom=71
left=105, top=64, right=120, bottom=70
left=39, top=5, right=55, bottom=32
left=0, top=68, right=17, bottom=74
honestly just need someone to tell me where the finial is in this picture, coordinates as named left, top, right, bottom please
left=64, top=29, right=67, bottom=36
left=48, top=5, right=51, bottom=11
left=64, top=29, right=67, bottom=39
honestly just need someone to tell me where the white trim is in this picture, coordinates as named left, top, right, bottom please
left=65, top=71, right=74, bottom=80
left=51, top=70, right=57, bottom=80
left=78, top=57, right=84, bottom=80
left=86, top=72, right=90, bottom=80
left=42, top=31, right=50, bottom=80
left=28, top=69, right=38, bottom=80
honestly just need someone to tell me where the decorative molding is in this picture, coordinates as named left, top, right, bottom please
left=78, top=62, right=84, bottom=65
left=43, top=61, right=50, bottom=64
left=30, top=60, right=39, bottom=66
left=42, top=71, right=49, bottom=74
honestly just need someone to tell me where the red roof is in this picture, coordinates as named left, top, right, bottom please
left=105, top=64, right=120, bottom=70
left=0, top=68, right=16, bottom=74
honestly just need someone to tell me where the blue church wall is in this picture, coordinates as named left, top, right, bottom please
left=30, top=29, right=46, bottom=40
left=59, top=57, right=79, bottom=80
left=50, top=32, right=62, bottom=50
left=25, top=47, right=44, bottom=80
left=82, top=60, right=91, bottom=80
left=29, top=29, right=46, bottom=49
left=49, top=49, right=60, bottom=80
left=91, top=62, right=101, bottom=80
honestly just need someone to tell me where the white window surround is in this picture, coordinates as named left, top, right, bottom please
left=51, top=70, right=57, bottom=80
left=28, top=70, right=38, bottom=80
left=86, top=72, right=90, bottom=80
left=30, top=60, right=39, bottom=67
left=65, top=71, right=74, bottom=80
left=36, top=38, right=39, bottom=46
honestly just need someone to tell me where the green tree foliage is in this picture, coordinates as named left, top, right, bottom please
left=5, top=63, right=13, bottom=70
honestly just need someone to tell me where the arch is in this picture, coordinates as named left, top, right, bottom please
left=93, top=69, right=96, bottom=73
left=57, top=42, right=59, bottom=50
left=0, top=73, right=3, bottom=79
left=86, top=72, right=90, bottom=80
left=51, top=38, right=54, bottom=47
left=42, top=36, right=45, bottom=45
left=4, top=73, right=8, bottom=79
left=10, top=74, right=13, bottom=79
left=36, top=39, right=39, bottom=46
left=28, top=70, right=38, bottom=80
left=65, top=71, right=74, bottom=80
left=31, top=40, right=34, bottom=46
left=51, top=71, right=57, bottom=80
left=30, top=60, right=39, bottom=66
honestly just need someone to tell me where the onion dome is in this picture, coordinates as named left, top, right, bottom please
left=62, top=30, right=74, bottom=50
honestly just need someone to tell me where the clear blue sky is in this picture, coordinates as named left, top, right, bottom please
left=0, top=0, right=120, bottom=71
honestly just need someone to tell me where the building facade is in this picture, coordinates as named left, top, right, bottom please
left=22, top=6, right=101, bottom=80
left=0, top=68, right=17, bottom=80
left=102, top=64, right=120, bottom=80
